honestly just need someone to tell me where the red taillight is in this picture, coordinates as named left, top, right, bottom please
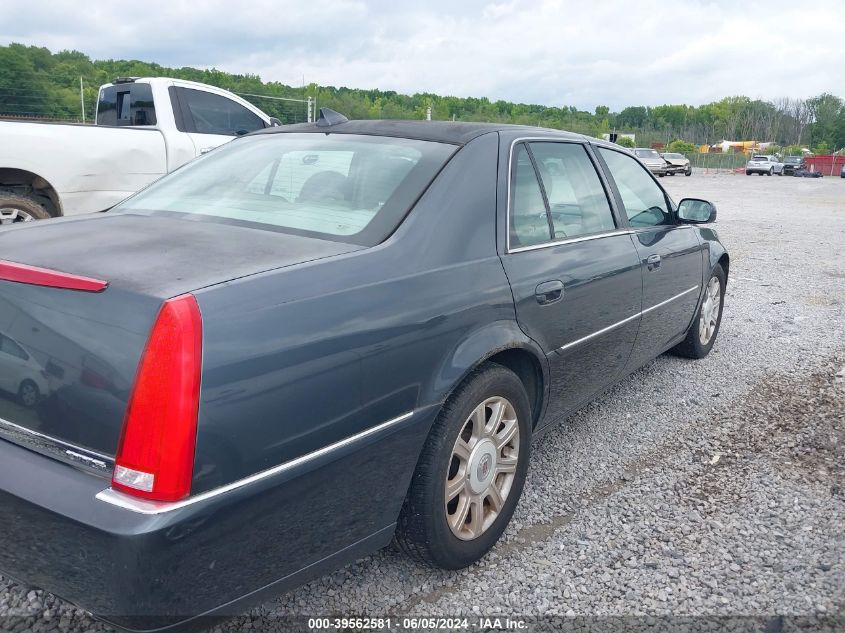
left=112, top=294, right=202, bottom=502
left=0, top=259, right=108, bottom=292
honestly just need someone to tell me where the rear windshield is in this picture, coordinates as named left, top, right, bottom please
left=751, top=156, right=769, bottom=161
left=635, top=149, right=660, bottom=159
left=785, top=156, right=802, bottom=163
left=114, top=133, right=456, bottom=245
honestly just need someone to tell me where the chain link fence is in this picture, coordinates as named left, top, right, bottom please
left=681, top=152, right=748, bottom=174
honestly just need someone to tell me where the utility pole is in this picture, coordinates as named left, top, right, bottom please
left=79, top=76, right=85, bottom=123
left=307, top=97, right=313, bottom=123
left=426, top=106, right=431, bottom=121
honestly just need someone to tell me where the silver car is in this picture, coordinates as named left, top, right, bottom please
left=661, top=152, right=692, bottom=176
left=634, top=148, right=668, bottom=177
left=745, top=155, right=783, bottom=176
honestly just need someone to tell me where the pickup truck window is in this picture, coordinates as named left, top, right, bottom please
left=176, top=88, right=265, bottom=136
left=113, top=133, right=456, bottom=246
left=97, top=83, right=157, bottom=126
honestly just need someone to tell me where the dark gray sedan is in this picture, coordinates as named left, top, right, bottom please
left=0, top=113, right=728, bottom=631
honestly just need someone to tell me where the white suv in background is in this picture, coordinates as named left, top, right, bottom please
left=745, top=155, right=783, bottom=176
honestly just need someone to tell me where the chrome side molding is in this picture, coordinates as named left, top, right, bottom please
left=558, top=285, right=699, bottom=352
left=95, top=410, right=415, bottom=515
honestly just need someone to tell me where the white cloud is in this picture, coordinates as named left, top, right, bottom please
left=1, top=0, right=843, bottom=109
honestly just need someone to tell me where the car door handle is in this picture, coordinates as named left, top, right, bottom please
left=535, top=280, right=564, bottom=305
left=646, top=254, right=662, bottom=271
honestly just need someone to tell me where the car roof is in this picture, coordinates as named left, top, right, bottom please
left=255, top=119, right=589, bottom=146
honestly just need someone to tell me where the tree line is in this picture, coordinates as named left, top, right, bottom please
left=2, top=43, right=844, bottom=153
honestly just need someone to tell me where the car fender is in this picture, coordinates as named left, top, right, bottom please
left=428, top=319, right=550, bottom=426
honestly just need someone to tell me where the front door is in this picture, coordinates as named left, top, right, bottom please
left=595, top=147, right=705, bottom=369
left=499, top=140, right=643, bottom=424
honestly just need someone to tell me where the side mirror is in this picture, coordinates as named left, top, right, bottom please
left=269, top=117, right=282, bottom=127
left=678, top=198, right=717, bottom=223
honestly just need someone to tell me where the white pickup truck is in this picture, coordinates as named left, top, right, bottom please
left=0, top=77, right=280, bottom=223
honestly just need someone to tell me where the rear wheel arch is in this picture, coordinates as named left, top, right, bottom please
left=0, top=168, right=62, bottom=217
left=483, top=348, right=545, bottom=429
left=436, top=336, right=548, bottom=432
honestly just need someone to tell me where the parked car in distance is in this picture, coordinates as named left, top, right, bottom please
left=660, top=152, right=692, bottom=176
left=0, top=332, right=48, bottom=407
left=745, top=154, right=783, bottom=176
left=0, top=77, right=279, bottom=223
left=634, top=147, right=668, bottom=176
left=0, top=113, right=728, bottom=632
left=782, top=155, right=805, bottom=176
left=841, top=164, right=845, bottom=178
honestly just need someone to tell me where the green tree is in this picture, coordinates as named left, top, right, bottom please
left=666, top=139, right=697, bottom=153
left=616, top=136, right=635, bottom=148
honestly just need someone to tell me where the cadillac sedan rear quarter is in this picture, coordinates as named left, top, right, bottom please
left=0, top=114, right=728, bottom=631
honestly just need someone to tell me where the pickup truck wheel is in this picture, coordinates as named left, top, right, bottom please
left=18, top=380, right=40, bottom=408
left=670, top=264, right=726, bottom=359
left=0, top=192, right=51, bottom=224
left=394, top=363, right=531, bottom=569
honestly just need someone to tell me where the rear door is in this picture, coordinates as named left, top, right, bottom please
left=171, top=86, right=267, bottom=157
left=499, top=139, right=643, bottom=424
left=595, top=146, right=705, bottom=369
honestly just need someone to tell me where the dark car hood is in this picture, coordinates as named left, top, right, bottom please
left=0, top=212, right=363, bottom=298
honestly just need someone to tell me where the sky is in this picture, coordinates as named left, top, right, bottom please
left=1, top=0, right=844, bottom=111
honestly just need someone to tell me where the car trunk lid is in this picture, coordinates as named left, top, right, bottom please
left=0, top=212, right=363, bottom=463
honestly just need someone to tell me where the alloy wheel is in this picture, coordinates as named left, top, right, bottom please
left=698, top=276, right=721, bottom=345
left=20, top=383, right=38, bottom=407
left=445, top=396, right=520, bottom=541
left=0, top=207, right=37, bottom=225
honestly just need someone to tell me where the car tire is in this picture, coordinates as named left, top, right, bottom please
left=0, top=192, right=51, bottom=224
left=667, top=172, right=675, bottom=176
left=684, top=168, right=692, bottom=176
left=767, top=168, right=773, bottom=176
left=18, top=379, right=40, bottom=408
left=746, top=171, right=752, bottom=176
left=670, top=264, right=726, bottom=360
left=394, top=362, right=531, bottom=570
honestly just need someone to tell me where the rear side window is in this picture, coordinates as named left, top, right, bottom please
left=528, top=142, right=616, bottom=239
left=97, top=83, right=157, bottom=126
left=174, top=88, right=265, bottom=136
left=598, top=147, right=673, bottom=227
left=114, top=133, right=456, bottom=246
left=510, top=144, right=552, bottom=247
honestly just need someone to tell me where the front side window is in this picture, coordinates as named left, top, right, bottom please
left=528, top=142, right=616, bottom=239
left=114, top=133, right=456, bottom=246
left=178, top=88, right=265, bottom=136
left=599, top=148, right=673, bottom=227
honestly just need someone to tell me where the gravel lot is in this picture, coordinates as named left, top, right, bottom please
left=2, top=173, right=844, bottom=632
